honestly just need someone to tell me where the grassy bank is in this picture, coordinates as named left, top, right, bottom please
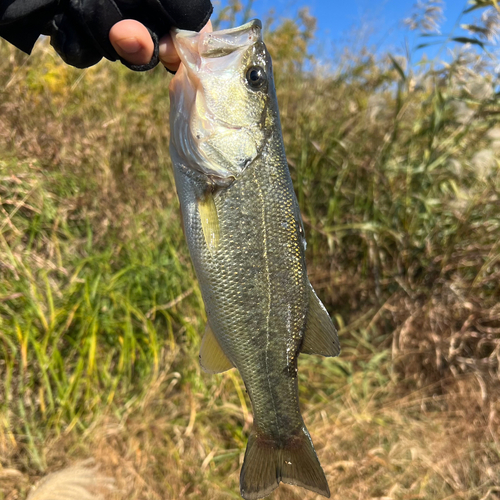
left=1, top=5, right=500, bottom=499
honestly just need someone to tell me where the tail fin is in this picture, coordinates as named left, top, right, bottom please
left=240, top=426, right=330, bottom=500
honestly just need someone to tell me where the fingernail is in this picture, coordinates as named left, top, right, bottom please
left=115, top=37, right=141, bottom=54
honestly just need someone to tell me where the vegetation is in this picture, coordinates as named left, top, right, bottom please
left=1, top=1, right=499, bottom=499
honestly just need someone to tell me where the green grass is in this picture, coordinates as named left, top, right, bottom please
left=1, top=5, right=500, bottom=499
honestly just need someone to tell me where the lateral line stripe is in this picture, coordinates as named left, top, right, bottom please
left=255, top=168, right=281, bottom=442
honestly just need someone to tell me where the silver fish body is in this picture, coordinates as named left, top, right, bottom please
left=169, top=20, right=340, bottom=500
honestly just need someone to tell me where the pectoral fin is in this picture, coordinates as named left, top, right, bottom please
left=199, top=323, right=233, bottom=373
left=198, top=193, right=220, bottom=252
left=301, top=284, right=340, bottom=357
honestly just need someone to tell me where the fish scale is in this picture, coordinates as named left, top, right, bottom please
left=169, top=19, right=340, bottom=500
left=177, top=135, right=307, bottom=433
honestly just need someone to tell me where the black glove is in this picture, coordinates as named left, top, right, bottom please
left=0, top=0, right=213, bottom=71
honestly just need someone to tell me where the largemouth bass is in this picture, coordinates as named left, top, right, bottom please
left=169, top=19, right=340, bottom=500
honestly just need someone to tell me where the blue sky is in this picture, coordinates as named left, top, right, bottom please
left=216, top=0, right=486, bottom=63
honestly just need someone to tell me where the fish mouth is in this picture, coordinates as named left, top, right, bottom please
left=172, top=19, right=262, bottom=69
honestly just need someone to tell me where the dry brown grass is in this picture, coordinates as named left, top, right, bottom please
left=1, top=4, right=500, bottom=500
left=3, top=365, right=500, bottom=500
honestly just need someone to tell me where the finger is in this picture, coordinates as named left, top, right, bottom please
left=159, top=19, right=213, bottom=72
left=109, top=20, right=155, bottom=66
left=158, top=33, right=180, bottom=72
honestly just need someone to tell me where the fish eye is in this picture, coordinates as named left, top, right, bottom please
left=246, top=66, right=267, bottom=90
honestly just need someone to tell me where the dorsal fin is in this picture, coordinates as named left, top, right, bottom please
left=199, top=323, right=234, bottom=373
left=301, top=284, right=340, bottom=357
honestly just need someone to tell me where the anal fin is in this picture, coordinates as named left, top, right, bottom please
left=301, top=283, right=340, bottom=357
left=199, top=323, right=233, bottom=373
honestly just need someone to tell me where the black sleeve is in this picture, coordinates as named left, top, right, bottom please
left=0, top=0, right=213, bottom=71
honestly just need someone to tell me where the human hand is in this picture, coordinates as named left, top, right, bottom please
left=109, top=19, right=213, bottom=73
left=0, top=0, right=213, bottom=70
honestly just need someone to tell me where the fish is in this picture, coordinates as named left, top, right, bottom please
left=169, top=19, right=340, bottom=500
